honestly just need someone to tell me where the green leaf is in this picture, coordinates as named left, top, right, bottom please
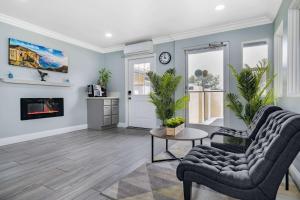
left=147, top=68, right=189, bottom=125
left=165, top=117, right=185, bottom=128
left=174, top=95, right=190, bottom=111
left=226, top=59, right=276, bottom=127
left=98, top=68, right=112, bottom=87
left=226, top=93, right=245, bottom=122
left=228, top=64, right=239, bottom=79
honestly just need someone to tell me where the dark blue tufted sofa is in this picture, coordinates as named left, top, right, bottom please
left=177, top=110, right=300, bottom=200
left=210, top=105, right=282, bottom=153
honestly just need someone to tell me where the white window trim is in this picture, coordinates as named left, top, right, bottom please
left=287, top=0, right=300, bottom=96
left=274, top=21, right=284, bottom=97
left=184, top=42, right=230, bottom=127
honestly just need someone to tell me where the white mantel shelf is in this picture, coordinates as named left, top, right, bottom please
left=0, top=78, right=72, bottom=87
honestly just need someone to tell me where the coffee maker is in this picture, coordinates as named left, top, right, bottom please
left=87, top=85, right=106, bottom=97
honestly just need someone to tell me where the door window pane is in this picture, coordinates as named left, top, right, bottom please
left=133, top=63, right=151, bottom=95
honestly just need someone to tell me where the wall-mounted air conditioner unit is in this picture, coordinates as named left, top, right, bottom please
left=124, top=41, right=153, bottom=56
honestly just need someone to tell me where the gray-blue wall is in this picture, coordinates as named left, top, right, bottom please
left=104, top=41, right=176, bottom=123
left=103, top=51, right=125, bottom=122
left=104, top=24, right=274, bottom=129
left=0, top=22, right=104, bottom=138
left=274, top=0, right=300, bottom=186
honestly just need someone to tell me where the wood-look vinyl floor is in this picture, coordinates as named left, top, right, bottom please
left=0, top=128, right=297, bottom=200
left=0, top=128, right=175, bottom=200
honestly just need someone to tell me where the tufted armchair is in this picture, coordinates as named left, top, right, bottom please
left=177, top=110, right=300, bottom=200
left=210, top=105, right=282, bottom=153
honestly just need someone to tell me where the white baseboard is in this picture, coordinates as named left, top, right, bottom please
left=117, top=122, right=127, bottom=128
left=290, top=164, right=300, bottom=189
left=0, top=124, right=87, bottom=146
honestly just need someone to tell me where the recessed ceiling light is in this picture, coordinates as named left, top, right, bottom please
left=105, top=33, right=112, bottom=38
left=215, top=4, right=225, bottom=11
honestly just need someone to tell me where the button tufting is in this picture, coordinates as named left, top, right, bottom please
left=177, top=110, right=300, bottom=191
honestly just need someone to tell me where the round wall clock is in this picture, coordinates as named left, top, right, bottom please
left=159, top=52, right=171, bottom=64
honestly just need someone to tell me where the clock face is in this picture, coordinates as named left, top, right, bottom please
left=159, top=52, right=171, bottom=64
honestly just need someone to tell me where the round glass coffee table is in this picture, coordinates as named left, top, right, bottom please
left=150, top=128, right=208, bottom=163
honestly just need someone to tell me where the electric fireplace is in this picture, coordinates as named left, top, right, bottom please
left=21, top=98, right=64, bottom=120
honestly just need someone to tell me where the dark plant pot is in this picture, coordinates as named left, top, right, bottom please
left=224, top=136, right=245, bottom=145
left=101, top=87, right=107, bottom=97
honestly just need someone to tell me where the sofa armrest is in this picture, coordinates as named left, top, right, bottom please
left=210, top=127, right=249, bottom=140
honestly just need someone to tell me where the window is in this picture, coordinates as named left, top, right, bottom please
left=242, top=41, right=269, bottom=91
left=243, top=41, right=268, bottom=68
left=187, top=48, right=225, bottom=126
left=287, top=6, right=300, bottom=96
left=274, top=21, right=284, bottom=97
left=133, top=63, right=151, bottom=95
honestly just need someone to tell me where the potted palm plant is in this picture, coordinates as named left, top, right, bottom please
left=146, top=68, right=189, bottom=127
left=226, top=59, right=275, bottom=143
left=97, top=68, right=112, bottom=97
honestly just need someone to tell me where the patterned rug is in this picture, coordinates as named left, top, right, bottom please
left=101, top=143, right=300, bottom=200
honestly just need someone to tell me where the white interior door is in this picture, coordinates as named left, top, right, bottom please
left=128, top=56, right=156, bottom=128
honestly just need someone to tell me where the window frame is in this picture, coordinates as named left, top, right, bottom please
left=241, top=39, right=270, bottom=69
left=274, top=21, right=284, bottom=98
left=287, top=1, right=300, bottom=96
left=241, top=39, right=270, bottom=97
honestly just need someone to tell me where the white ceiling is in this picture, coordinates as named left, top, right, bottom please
left=0, top=0, right=282, bottom=52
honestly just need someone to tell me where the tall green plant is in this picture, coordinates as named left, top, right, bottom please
left=147, top=68, right=189, bottom=126
left=226, top=59, right=275, bottom=126
left=98, top=68, right=112, bottom=88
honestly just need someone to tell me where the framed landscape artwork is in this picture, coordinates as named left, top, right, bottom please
left=9, top=38, right=68, bottom=73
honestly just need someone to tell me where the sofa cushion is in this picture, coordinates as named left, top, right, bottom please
left=246, top=105, right=282, bottom=140
left=177, top=110, right=300, bottom=200
left=210, top=142, right=246, bottom=153
left=215, top=128, right=249, bottom=138
left=210, top=105, right=282, bottom=141
left=177, top=145, right=253, bottom=189
left=246, top=110, right=300, bottom=185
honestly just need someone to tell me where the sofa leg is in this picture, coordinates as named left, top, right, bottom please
left=183, top=181, right=192, bottom=200
left=285, top=170, right=289, bottom=191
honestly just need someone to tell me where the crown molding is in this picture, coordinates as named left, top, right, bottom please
left=152, top=16, right=273, bottom=44
left=0, top=13, right=104, bottom=53
left=152, top=36, right=174, bottom=45
left=104, top=16, right=273, bottom=52
left=102, top=45, right=125, bottom=53
left=0, top=12, right=273, bottom=54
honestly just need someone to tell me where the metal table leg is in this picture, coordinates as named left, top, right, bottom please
left=151, top=137, right=181, bottom=163
left=166, top=139, right=168, bottom=151
left=151, top=137, right=205, bottom=163
left=286, top=170, right=289, bottom=191
left=151, top=135, right=154, bottom=163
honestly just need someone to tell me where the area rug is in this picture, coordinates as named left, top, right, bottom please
left=101, top=143, right=300, bottom=200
